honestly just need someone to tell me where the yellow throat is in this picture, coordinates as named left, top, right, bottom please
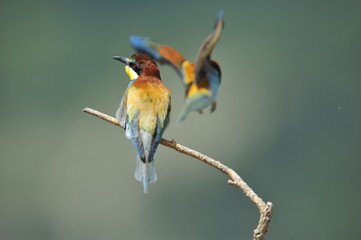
left=125, top=65, right=139, bottom=80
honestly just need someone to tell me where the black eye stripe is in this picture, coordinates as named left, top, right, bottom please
left=129, top=61, right=141, bottom=75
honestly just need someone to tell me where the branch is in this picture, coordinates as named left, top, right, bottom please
left=82, top=107, right=273, bottom=240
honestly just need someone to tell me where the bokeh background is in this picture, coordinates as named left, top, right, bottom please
left=1, top=0, right=360, bottom=239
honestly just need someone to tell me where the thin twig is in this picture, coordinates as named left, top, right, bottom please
left=82, top=107, right=273, bottom=240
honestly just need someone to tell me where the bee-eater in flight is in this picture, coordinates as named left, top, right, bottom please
left=113, top=54, right=171, bottom=193
left=129, top=10, right=224, bottom=123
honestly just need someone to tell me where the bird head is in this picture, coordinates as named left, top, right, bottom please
left=113, top=54, right=160, bottom=80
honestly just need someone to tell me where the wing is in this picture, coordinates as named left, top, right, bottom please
left=194, top=10, right=224, bottom=84
left=116, top=82, right=146, bottom=161
left=129, top=36, right=187, bottom=78
left=115, top=90, right=127, bottom=129
left=115, top=80, right=135, bottom=130
left=149, top=95, right=171, bottom=162
left=135, top=99, right=170, bottom=193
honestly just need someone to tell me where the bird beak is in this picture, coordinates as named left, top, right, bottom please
left=112, top=56, right=129, bottom=64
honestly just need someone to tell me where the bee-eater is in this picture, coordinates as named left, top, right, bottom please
left=129, top=10, right=224, bottom=123
left=113, top=54, right=171, bottom=193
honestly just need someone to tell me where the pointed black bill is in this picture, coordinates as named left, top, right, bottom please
left=112, top=56, right=129, bottom=64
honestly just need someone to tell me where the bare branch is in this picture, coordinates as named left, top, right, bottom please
left=82, top=107, right=273, bottom=240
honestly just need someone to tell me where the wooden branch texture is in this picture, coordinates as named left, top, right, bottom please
left=82, top=107, right=273, bottom=240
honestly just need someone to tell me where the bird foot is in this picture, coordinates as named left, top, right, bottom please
left=210, top=101, right=217, bottom=113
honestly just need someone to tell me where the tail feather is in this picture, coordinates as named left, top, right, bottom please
left=133, top=129, right=159, bottom=193
left=176, top=93, right=212, bottom=124
left=134, top=156, right=157, bottom=193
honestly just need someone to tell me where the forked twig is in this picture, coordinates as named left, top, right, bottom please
left=82, top=107, right=273, bottom=240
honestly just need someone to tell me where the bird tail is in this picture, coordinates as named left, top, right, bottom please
left=176, top=93, right=211, bottom=124
left=134, top=156, right=157, bottom=194
left=176, top=104, right=190, bottom=125
left=133, top=129, right=159, bottom=193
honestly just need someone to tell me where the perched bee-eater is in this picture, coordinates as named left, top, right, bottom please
left=129, top=10, right=224, bottom=123
left=113, top=54, right=171, bottom=193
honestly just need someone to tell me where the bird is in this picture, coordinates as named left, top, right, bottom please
left=113, top=54, right=171, bottom=193
left=129, top=10, right=224, bottom=123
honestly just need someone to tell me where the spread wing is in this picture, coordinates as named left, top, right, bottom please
left=129, top=35, right=187, bottom=79
left=194, top=10, right=224, bottom=85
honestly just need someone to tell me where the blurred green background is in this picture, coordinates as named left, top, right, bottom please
left=1, top=0, right=360, bottom=239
